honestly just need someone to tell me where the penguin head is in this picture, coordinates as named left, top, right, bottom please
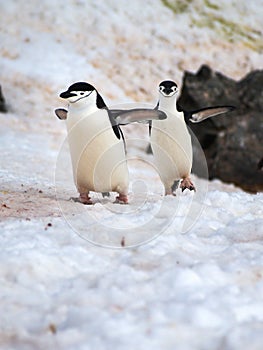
left=60, top=82, right=97, bottom=105
left=158, top=80, right=178, bottom=97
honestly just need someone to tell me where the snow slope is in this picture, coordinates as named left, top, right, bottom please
left=1, top=1, right=263, bottom=349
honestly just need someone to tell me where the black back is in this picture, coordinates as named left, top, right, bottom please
left=96, top=92, right=122, bottom=140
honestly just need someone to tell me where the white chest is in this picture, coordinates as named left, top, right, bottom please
left=151, top=109, right=193, bottom=181
left=65, top=106, right=128, bottom=193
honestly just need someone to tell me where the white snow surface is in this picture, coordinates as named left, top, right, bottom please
left=1, top=1, right=263, bottom=349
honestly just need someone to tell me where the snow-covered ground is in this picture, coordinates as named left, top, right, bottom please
left=1, top=1, right=263, bottom=349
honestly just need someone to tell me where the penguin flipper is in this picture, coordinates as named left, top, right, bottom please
left=258, top=157, right=263, bottom=171
left=188, top=106, right=235, bottom=123
left=110, top=109, right=167, bottom=125
left=149, top=120, right=152, bottom=136
left=176, top=102, right=183, bottom=112
left=55, top=108, right=68, bottom=120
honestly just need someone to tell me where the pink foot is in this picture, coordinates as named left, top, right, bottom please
left=115, top=193, right=128, bottom=204
left=180, top=177, right=196, bottom=192
left=79, top=193, right=93, bottom=205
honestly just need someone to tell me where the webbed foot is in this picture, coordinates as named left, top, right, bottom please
left=180, top=177, right=196, bottom=192
left=79, top=193, right=93, bottom=205
left=115, top=193, right=128, bottom=204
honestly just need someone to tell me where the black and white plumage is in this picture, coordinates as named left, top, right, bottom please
left=150, top=81, right=194, bottom=194
left=57, top=82, right=167, bottom=204
left=150, top=80, right=235, bottom=195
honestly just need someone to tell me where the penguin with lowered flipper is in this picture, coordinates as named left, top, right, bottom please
left=56, top=82, right=167, bottom=204
left=150, top=80, right=235, bottom=195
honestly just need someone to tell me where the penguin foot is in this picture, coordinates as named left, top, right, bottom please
left=79, top=193, right=93, bottom=205
left=180, top=178, right=196, bottom=192
left=115, top=194, right=128, bottom=204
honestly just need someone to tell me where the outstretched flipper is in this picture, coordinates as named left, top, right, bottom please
left=184, top=106, right=235, bottom=124
left=55, top=107, right=167, bottom=125
left=110, top=108, right=167, bottom=125
left=55, top=108, right=68, bottom=120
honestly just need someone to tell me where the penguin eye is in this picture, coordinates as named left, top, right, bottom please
left=80, top=92, right=84, bottom=95
left=159, top=86, right=164, bottom=92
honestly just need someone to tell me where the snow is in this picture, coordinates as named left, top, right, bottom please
left=1, top=0, right=263, bottom=349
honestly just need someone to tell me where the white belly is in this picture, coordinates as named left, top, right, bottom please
left=151, top=112, right=192, bottom=188
left=66, top=110, right=129, bottom=194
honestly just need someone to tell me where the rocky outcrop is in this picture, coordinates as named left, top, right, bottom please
left=177, top=65, right=263, bottom=193
left=0, top=85, right=7, bottom=113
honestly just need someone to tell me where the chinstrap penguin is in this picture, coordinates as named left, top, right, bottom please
left=59, top=82, right=129, bottom=204
left=57, top=82, right=167, bottom=204
left=150, top=80, right=235, bottom=195
left=150, top=80, right=194, bottom=194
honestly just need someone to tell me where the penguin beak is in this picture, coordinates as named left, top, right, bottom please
left=164, top=88, right=178, bottom=96
left=60, top=90, right=77, bottom=99
left=164, top=88, right=172, bottom=95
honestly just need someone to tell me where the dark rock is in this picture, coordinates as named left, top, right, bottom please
left=0, top=85, right=8, bottom=113
left=238, top=70, right=263, bottom=112
left=178, top=65, right=263, bottom=193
